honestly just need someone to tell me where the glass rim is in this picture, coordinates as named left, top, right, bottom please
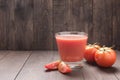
left=55, top=31, right=88, bottom=36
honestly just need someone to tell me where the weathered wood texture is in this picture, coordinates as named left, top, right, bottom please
left=0, top=51, right=120, bottom=80
left=0, top=0, right=120, bottom=50
left=0, top=51, right=31, bottom=80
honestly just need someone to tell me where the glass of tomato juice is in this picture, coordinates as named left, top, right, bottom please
left=55, top=31, right=88, bottom=68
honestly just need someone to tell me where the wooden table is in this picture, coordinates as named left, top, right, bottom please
left=0, top=51, right=120, bottom=80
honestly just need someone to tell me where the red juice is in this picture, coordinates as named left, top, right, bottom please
left=56, top=32, right=88, bottom=62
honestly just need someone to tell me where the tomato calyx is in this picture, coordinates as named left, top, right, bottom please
left=98, top=47, right=112, bottom=54
left=87, top=43, right=100, bottom=50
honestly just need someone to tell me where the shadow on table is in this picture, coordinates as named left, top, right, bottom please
left=84, top=61, right=119, bottom=74
left=97, top=66, right=119, bottom=74
left=64, top=68, right=84, bottom=78
left=84, top=61, right=97, bottom=66
left=45, top=69, right=58, bottom=72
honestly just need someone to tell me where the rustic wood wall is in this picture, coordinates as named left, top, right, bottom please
left=0, top=0, right=120, bottom=50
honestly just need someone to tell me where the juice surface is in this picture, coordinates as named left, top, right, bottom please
left=56, top=35, right=88, bottom=62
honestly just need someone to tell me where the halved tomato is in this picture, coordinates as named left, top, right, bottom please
left=58, top=62, right=72, bottom=73
left=45, top=60, right=61, bottom=70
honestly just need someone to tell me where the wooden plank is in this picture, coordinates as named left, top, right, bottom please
left=82, top=62, right=102, bottom=80
left=33, top=0, right=53, bottom=50
left=0, top=0, right=9, bottom=49
left=113, top=50, right=120, bottom=79
left=71, top=0, right=93, bottom=33
left=15, top=51, right=58, bottom=80
left=53, top=0, right=73, bottom=32
left=6, top=0, right=16, bottom=50
left=15, top=51, right=84, bottom=80
left=0, top=51, right=8, bottom=60
left=14, top=0, right=34, bottom=50
left=53, top=0, right=73, bottom=49
left=15, top=51, right=120, bottom=80
left=71, top=0, right=93, bottom=37
left=0, top=0, right=120, bottom=50
left=93, top=0, right=113, bottom=46
left=113, top=0, right=120, bottom=50
left=0, top=51, right=30, bottom=80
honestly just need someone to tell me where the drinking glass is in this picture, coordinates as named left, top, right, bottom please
left=55, top=31, right=88, bottom=68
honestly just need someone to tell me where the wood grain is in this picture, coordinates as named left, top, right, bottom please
left=15, top=51, right=59, bottom=80
left=83, top=62, right=118, bottom=80
left=14, top=0, right=34, bottom=50
left=0, top=0, right=8, bottom=49
left=53, top=0, right=73, bottom=49
left=53, top=0, right=73, bottom=32
left=71, top=0, right=93, bottom=43
left=113, top=0, right=120, bottom=50
left=0, top=51, right=8, bottom=60
left=0, top=51, right=120, bottom=80
left=0, top=51, right=30, bottom=80
left=0, top=0, right=119, bottom=50
left=6, top=0, right=16, bottom=50
left=113, top=50, right=120, bottom=79
left=33, top=0, right=53, bottom=50
left=15, top=51, right=84, bottom=80
left=93, top=0, right=113, bottom=47
left=53, top=0, right=93, bottom=49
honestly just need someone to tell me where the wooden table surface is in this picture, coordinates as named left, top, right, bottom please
left=0, top=51, right=120, bottom=80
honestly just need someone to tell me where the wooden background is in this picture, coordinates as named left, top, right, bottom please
left=0, top=0, right=120, bottom=50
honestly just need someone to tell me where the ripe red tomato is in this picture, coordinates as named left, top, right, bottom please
left=58, top=62, right=72, bottom=73
left=45, top=60, right=61, bottom=70
left=95, top=47, right=116, bottom=67
left=84, top=44, right=100, bottom=63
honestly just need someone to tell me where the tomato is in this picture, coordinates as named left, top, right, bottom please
left=95, top=47, right=116, bottom=67
left=45, top=60, right=61, bottom=70
left=84, top=44, right=100, bottom=63
left=58, top=62, right=72, bottom=73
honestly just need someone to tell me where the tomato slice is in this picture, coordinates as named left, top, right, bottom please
left=45, top=60, right=61, bottom=70
left=58, top=62, right=72, bottom=73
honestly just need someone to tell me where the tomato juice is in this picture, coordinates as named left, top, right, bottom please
left=55, top=32, right=88, bottom=62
